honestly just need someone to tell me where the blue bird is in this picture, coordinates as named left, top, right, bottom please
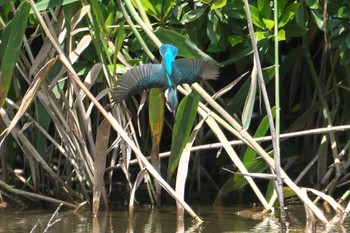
left=112, top=44, right=219, bottom=118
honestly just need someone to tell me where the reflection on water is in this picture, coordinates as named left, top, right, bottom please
left=0, top=205, right=348, bottom=232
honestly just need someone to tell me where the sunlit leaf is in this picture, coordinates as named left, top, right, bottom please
left=167, top=91, right=200, bottom=181
left=263, top=18, right=274, bottom=30
left=278, top=3, right=300, bottom=28
left=310, top=9, right=323, bottom=29
left=255, top=31, right=270, bottom=41
left=278, top=29, right=286, bottom=41
left=249, top=5, right=264, bottom=28
left=304, top=0, right=320, bottom=10
left=211, top=0, right=227, bottom=10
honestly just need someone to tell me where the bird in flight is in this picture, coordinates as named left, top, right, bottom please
left=112, top=44, right=219, bottom=118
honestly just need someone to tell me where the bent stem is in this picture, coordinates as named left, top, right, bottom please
left=192, top=83, right=329, bottom=224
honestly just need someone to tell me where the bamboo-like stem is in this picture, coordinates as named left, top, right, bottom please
left=28, top=0, right=203, bottom=222
left=123, top=0, right=162, bottom=48
left=242, top=0, right=285, bottom=220
left=134, top=0, right=152, bottom=27
left=273, top=0, right=285, bottom=222
left=116, top=0, right=157, bottom=63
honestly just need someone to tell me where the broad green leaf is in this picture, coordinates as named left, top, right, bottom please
left=336, top=6, right=350, bottom=19
left=295, top=2, right=307, bottom=27
left=211, top=0, right=227, bottom=10
left=249, top=5, right=265, bottom=28
left=155, top=28, right=217, bottom=63
left=304, top=0, right=320, bottom=10
left=258, top=0, right=271, bottom=19
left=278, top=3, right=300, bottom=28
left=263, top=18, right=274, bottom=30
left=228, top=35, right=244, bottom=47
left=180, top=8, right=205, bottom=23
left=277, top=0, right=288, bottom=18
left=0, top=1, right=30, bottom=108
left=255, top=31, right=270, bottom=41
left=310, top=9, right=323, bottom=29
left=167, top=91, right=200, bottom=181
left=278, top=29, right=286, bottom=41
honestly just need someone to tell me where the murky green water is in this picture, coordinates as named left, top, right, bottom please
left=0, top=205, right=348, bottom=232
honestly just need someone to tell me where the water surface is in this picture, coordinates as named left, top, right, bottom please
left=0, top=205, right=348, bottom=232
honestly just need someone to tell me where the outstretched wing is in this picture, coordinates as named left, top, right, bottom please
left=112, top=64, right=167, bottom=103
left=171, top=59, right=219, bottom=85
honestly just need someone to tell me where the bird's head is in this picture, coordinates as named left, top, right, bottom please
left=164, top=87, right=178, bottom=119
left=160, top=44, right=178, bottom=59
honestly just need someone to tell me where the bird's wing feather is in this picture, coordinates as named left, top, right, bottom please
left=172, top=59, right=219, bottom=85
left=112, top=64, right=167, bottom=103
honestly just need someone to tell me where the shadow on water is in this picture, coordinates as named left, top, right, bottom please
left=0, top=205, right=349, bottom=232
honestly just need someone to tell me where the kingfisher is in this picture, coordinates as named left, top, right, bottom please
left=112, top=44, right=219, bottom=118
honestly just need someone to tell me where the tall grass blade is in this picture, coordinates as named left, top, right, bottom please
left=167, top=91, right=200, bottom=182
left=0, top=1, right=30, bottom=108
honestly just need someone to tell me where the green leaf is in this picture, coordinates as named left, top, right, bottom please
left=278, top=3, right=300, bottom=28
left=149, top=88, right=164, bottom=145
left=278, top=29, right=286, bottom=41
left=263, top=18, right=274, bottom=30
left=155, top=28, right=217, bottom=63
left=228, top=35, right=244, bottom=47
left=167, top=91, right=200, bottom=181
left=295, top=2, right=307, bottom=27
left=31, top=0, right=79, bottom=13
left=211, top=0, right=227, bottom=10
left=255, top=31, right=270, bottom=41
left=180, top=8, right=205, bottom=23
left=133, top=0, right=159, bottom=20
left=0, top=1, right=30, bottom=108
left=278, top=0, right=288, bottom=18
left=310, top=9, right=323, bottom=29
left=249, top=5, right=265, bottom=28
left=305, top=0, right=320, bottom=10
left=258, top=0, right=271, bottom=19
